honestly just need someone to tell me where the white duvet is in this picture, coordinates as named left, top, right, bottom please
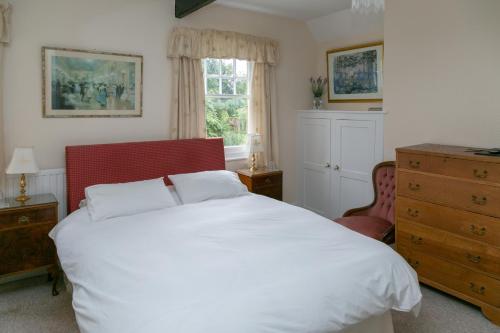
left=50, top=194, right=421, bottom=333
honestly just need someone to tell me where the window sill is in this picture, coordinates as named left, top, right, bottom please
left=224, top=145, right=248, bottom=162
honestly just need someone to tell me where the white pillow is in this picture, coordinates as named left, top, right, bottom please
left=168, top=170, right=248, bottom=204
left=85, top=178, right=178, bottom=221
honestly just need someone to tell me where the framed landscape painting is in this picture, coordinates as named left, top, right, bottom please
left=42, top=47, right=143, bottom=117
left=327, top=42, right=383, bottom=103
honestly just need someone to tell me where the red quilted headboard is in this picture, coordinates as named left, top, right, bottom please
left=66, top=138, right=225, bottom=214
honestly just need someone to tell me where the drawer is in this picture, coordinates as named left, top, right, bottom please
left=398, top=247, right=500, bottom=307
left=0, top=207, right=57, bottom=230
left=0, top=223, right=56, bottom=275
left=398, top=152, right=500, bottom=184
left=398, top=170, right=500, bottom=218
left=397, top=218, right=500, bottom=277
left=396, top=196, right=500, bottom=247
left=252, top=174, right=282, bottom=189
left=254, top=186, right=283, bottom=201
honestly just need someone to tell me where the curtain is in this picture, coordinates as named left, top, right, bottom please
left=0, top=2, right=11, bottom=193
left=168, top=27, right=280, bottom=165
left=250, top=63, right=279, bottom=168
left=170, top=57, right=206, bottom=139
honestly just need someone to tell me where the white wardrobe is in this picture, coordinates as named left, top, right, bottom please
left=297, top=110, right=385, bottom=219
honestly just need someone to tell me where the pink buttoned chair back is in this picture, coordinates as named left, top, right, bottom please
left=334, top=161, right=396, bottom=244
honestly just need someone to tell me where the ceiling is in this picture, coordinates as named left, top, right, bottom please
left=216, top=0, right=352, bottom=21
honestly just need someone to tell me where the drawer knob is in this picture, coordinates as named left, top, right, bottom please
left=473, top=169, right=488, bottom=179
left=264, top=177, right=272, bottom=184
left=410, top=235, right=423, bottom=245
left=469, top=282, right=485, bottom=295
left=466, top=253, right=481, bottom=264
left=408, top=182, right=421, bottom=191
left=471, top=195, right=487, bottom=206
left=407, top=258, right=420, bottom=269
left=18, top=216, right=30, bottom=224
left=469, top=224, right=486, bottom=236
left=407, top=208, right=419, bottom=218
left=409, top=160, right=421, bottom=169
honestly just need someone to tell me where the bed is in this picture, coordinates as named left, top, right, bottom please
left=50, top=138, right=421, bottom=333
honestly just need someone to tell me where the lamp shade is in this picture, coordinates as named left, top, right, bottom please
left=6, top=147, right=39, bottom=174
left=248, top=133, right=264, bottom=153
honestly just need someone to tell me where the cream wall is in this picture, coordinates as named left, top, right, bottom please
left=384, top=0, right=500, bottom=159
left=307, top=9, right=384, bottom=111
left=2, top=0, right=317, bottom=202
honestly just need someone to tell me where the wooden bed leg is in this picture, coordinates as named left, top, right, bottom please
left=482, top=305, right=500, bottom=326
left=49, top=265, right=61, bottom=296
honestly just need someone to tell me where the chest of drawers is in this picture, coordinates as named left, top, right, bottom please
left=396, top=144, right=500, bottom=325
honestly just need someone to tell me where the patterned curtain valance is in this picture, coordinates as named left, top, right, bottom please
left=168, top=27, right=279, bottom=65
left=0, top=2, right=11, bottom=44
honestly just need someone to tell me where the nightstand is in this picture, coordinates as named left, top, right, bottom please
left=237, top=168, right=283, bottom=201
left=0, top=193, right=59, bottom=295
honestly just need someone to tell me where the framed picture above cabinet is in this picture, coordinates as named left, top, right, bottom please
left=326, top=42, right=383, bottom=103
left=42, top=47, right=143, bottom=118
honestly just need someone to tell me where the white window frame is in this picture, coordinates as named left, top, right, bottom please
left=203, top=58, right=251, bottom=161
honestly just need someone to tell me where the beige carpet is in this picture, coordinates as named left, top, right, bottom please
left=0, top=276, right=499, bottom=333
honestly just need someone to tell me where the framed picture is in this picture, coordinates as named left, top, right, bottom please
left=42, top=47, right=143, bottom=118
left=327, top=42, right=383, bottom=103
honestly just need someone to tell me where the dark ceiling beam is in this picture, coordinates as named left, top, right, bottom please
left=175, top=0, right=217, bottom=18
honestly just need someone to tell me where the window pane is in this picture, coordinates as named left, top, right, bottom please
left=206, top=97, right=248, bottom=146
left=236, top=79, right=248, bottom=95
left=221, top=59, right=234, bottom=76
left=221, top=78, right=234, bottom=95
left=206, top=59, right=220, bottom=75
left=207, top=78, right=219, bottom=94
left=236, top=60, right=248, bottom=76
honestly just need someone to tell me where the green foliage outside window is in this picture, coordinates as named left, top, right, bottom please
left=206, top=97, right=248, bottom=146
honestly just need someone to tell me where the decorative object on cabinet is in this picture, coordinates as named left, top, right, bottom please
left=237, top=168, right=282, bottom=201
left=396, top=143, right=500, bottom=325
left=327, top=42, right=383, bottom=103
left=42, top=47, right=143, bottom=118
left=0, top=193, right=59, bottom=295
left=310, top=76, right=328, bottom=109
left=248, top=133, right=263, bottom=172
left=351, top=0, right=385, bottom=13
left=334, top=161, right=395, bottom=244
left=6, top=147, right=39, bottom=202
left=297, top=110, right=384, bottom=219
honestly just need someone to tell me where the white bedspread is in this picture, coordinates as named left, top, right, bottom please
left=50, top=194, right=421, bottom=333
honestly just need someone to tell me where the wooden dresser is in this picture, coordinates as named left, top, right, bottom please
left=237, top=169, right=283, bottom=201
left=0, top=194, right=58, bottom=290
left=396, top=144, right=500, bottom=325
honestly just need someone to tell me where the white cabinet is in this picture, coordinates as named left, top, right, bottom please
left=297, top=111, right=384, bottom=219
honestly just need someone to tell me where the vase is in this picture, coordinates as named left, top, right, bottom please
left=313, top=96, right=323, bottom=110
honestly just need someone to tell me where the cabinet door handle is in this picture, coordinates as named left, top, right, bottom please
left=471, top=195, right=487, bottom=205
left=18, top=215, right=30, bottom=224
left=325, top=162, right=331, bottom=168
left=407, top=208, right=419, bottom=217
left=408, top=182, right=421, bottom=191
left=334, top=165, right=340, bottom=171
left=469, top=282, right=485, bottom=295
left=473, top=169, right=488, bottom=179
left=466, top=253, right=481, bottom=264
left=410, top=235, right=423, bottom=245
left=264, top=177, right=272, bottom=184
left=409, top=160, right=421, bottom=169
left=469, top=224, right=486, bottom=236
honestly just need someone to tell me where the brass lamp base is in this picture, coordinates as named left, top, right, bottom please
left=250, top=153, right=258, bottom=172
left=15, top=174, right=31, bottom=203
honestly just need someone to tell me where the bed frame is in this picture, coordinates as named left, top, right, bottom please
left=65, top=138, right=225, bottom=214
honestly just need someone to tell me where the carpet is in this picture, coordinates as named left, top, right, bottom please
left=0, top=277, right=498, bottom=333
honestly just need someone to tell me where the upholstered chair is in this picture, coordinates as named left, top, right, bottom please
left=334, top=161, right=396, bottom=244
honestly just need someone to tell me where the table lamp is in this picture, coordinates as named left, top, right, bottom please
left=248, top=133, right=263, bottom=172
left=6, top=147, right=39, bottom=202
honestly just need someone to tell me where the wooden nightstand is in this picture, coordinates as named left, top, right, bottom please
left=0, top=193, right=59, bottom=294
left=237, top=168, right=283, bottom=201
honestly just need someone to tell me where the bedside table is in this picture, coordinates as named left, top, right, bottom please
left=237, top=168, right=283, bottom=201
left=0, top=193, right=59, bottom=295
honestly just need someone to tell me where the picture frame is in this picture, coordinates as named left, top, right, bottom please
left=42, top=47, right=143, bottom=118
left=327, top=42, right=383, bottom=103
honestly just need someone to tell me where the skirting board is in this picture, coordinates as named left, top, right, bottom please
left=4, top=168, right=67, bottom=220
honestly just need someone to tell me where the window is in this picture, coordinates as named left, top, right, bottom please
left=203, top=58, right=250, bottom=160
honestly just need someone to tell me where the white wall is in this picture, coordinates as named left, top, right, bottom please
left=384, top=0, right=500, bottom=159
left=2, top=0, right=317, bottom=202
left=307, top=8, right=384, bottom=111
